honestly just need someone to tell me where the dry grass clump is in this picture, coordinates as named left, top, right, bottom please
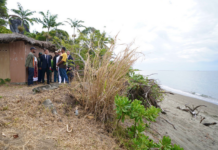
left=70, top=37, right=141, bottom=122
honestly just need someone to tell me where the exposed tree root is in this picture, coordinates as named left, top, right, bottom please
left=127, top=79, right=166, bottom=109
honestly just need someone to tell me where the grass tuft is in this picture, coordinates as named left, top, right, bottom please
left=70, top=36, right=141, bottom=122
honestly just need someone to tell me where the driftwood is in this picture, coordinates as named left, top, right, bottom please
left=177, top=104, right=217, bottom=126
left=176, top=106, right=189, bottom=112
left=177, top=104, right=207, bottom=117
left=185, top=104, right=206, bottom=117
left=200, top=117, right=205, bottom=123
left=185, top=104, right=207, bottom=112
left=160, top=117, right=176, bottom=130
left=203, top=122, right=217, bottom=126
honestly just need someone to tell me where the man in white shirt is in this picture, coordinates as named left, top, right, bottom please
left=56, top=50, right=65, bottom=83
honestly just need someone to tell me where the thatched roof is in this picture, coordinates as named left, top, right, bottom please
left=0, top=33, right=56, bottom=51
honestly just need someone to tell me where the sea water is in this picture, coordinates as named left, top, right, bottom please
left=138, top=71, right=218, bottom=105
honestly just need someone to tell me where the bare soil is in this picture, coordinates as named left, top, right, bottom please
left=0, top=84, right=121, bottom=150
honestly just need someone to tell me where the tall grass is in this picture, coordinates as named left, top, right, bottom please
left=71, top=36, right=141, bottom=122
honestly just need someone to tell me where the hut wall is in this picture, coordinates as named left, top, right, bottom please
left=0, top=44, right=10, bottom=79
left=9, top=41, right=26, bottom=83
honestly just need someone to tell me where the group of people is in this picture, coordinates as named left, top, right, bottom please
left=25, top=47, right=74, bottom=86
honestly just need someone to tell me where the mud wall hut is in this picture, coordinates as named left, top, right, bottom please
left=0, top=33, right=56, bottom=84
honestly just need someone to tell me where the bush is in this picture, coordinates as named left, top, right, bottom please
left=114, top=95, right=183, bottom=150
left=0, top=26, right=12, bottom=33
left=36, top=34, right=46, bottom=41
left=127, top=70, right=165, bottom=108
left=70, top=38, right=141, bottom=122
left=0, top=78, right=11, bottom=85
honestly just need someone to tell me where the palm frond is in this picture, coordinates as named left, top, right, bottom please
left=11, top=9, right=21, bottom=15
left=17, top=2, right=23, bottom=12
left=25, top=11, right=36, bottom=17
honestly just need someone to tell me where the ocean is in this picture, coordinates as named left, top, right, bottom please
left=138, top=71, right=218, bottom=105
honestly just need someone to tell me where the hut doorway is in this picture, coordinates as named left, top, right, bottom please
left=0, top=44, right=10, bottom=79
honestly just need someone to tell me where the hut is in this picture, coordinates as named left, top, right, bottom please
left=0, top=33, right=56, bottom=84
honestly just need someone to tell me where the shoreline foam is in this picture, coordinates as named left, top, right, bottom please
left=161, top=85, right=218, bottom=105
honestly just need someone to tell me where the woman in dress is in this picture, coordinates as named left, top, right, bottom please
left=33, top=56, right=38, bottom=85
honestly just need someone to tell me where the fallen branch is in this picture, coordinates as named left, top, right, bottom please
left=185, top=104, right=206, bottom=112
left=160, top=117, right=176, bottom=130
left=184, top=104, right=207, bottom=117
left=192, top=105, right=207, bottom=112
left=177, top=106, right=189, bottom=112
left=203, top=122, right=217, bottom=127
left=200, top=117, right=205, bottom=123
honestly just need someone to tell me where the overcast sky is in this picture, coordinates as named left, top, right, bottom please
left=7, top=0, right=218, bottom=71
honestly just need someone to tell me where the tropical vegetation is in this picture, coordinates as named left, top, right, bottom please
left=37, top=10, right=63, bottom=41
left=10, top=2, right=37, bottom=32
left=0, top=0, right=8, bottom=26
left=1, top=2, right=183, bottom=149
left=65, top=18, right=84, bottom=43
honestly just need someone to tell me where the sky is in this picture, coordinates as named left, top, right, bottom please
left=7, top=0, right=218, bottom=71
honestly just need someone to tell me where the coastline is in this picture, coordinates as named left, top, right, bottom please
left=161, top=85, right=218, bottom=105
left=148, top=93, right=218, bottom=150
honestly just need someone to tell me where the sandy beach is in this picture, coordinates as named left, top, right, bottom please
left=148, top=94, right=218, bottom=150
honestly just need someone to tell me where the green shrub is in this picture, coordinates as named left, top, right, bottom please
left=36, top=35, right=46, bottom=41
left=127, top=69, right=165, bottom=108
left=0, top=78, right=11, bottom=85
left=0, top=26, right=12, bottom=33
left=4, top=78, right=11, bottom=82
left=0, top=78, right=6, bottom=85
left=114, top=95, right=183, bottom=150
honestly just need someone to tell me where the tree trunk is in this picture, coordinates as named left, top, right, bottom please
left=73, top=27, right=75, bottom=44
left=46, top=28, right=50, bottom=42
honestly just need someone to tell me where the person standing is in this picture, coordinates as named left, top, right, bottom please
left=49, top=55, right=53, bottom=83
left=57, top=47, right=69, bottom=84
left=40, top=49, right=51, bottom=84
left=25, top=47, right=36, bottom=86
left=56, top=50, right=62, bottom=83
left=33, top=56, right=38, bottom=85
left=37, top=52, right=43, bottom=83
left=53, top=51, right=59, bottom=83
left=66, top=51, right=74, bottom=82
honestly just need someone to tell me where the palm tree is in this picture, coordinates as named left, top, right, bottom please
left=54, top=22, right=64, bottom=30
left=37, top=10, right=63, bottom=41
left=65, top=18, right=85, bottom=43
left=11, top=2, right=37, bottom=32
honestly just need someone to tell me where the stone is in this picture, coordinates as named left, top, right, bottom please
left=32, top=83, right=59, bottom=93
left=43, top=99, right=57, bottom=115
left=9, top=19, right=30, bottom=33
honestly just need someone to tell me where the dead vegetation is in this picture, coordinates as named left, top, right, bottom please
left=177, top=104, right=217, bottom=127
left=0, top=85, right=121, bottom=150
left=69, top=37, right=141, bottom=122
